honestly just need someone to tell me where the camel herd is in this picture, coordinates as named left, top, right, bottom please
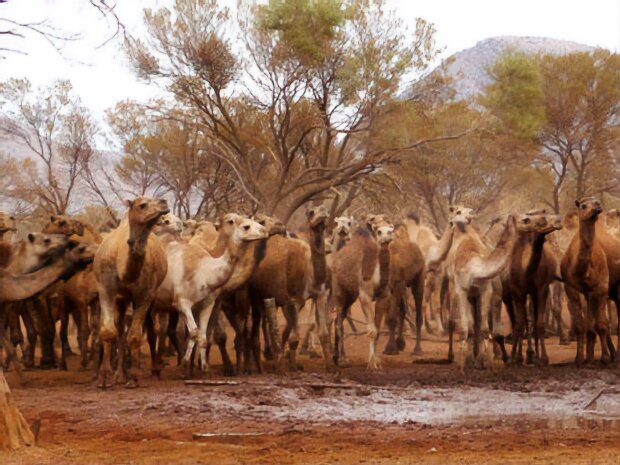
left=0, top=195, right=619, bottom=388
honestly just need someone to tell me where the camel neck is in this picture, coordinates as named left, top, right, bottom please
left=577, top=217, right=596, bottom=275
left=525, top=233, right=546, bottom=276
left=376, top=242, right=391, bottom=298
left=309, top=223, right=327, bottom=288
left=0, top=258, right=70, bottom=302
left=124, top=223, right=151, bottom=283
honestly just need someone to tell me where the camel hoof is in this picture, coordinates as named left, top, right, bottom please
left=412, top=346, right=423, bottom=356
left=222, top=365, right=236, bottom=377
left=263, top=348, right=274, bottom=361
left=59, top=360, right=68, bottom=371
left=526, top=351, right=535, bottom=366
left=396, top=338, right=406, bottom=351
left=125, top=379, right=138, bottom=389
left=39, top=360, right=57, bottom=370
left=114, top=370, right=127, bottom=385
left=383, top=343, right=399, bottom=355
left=96, top=371, right=113, bottom=389
left=559, top=337, right=571, bottom=346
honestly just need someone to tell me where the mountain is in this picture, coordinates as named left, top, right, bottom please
left=440, top=36, right=596, bottom=100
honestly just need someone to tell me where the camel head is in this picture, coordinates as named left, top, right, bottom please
left=27, top=233, right=71, bottom=260
left=181, top=219, right=198, bottom=236
left=44, top=215, right=85, bottom=237
left=517, top=212, right=561, bottom=235
left=574, top=197, right=602, bottom=222
left=371, top=222, right=394, bottom=246
left=448, top=205, right=475, bottom=232
left=232, top=216, right=268, bottom=243
left=125, top=197, right=170, bottom=228
left=306, top=205, right=329, bottom=229
left=154, top=213, right=184, bottom=237
left=333, top=216, right=353, bottom=241
left=563, top=211, right=579, bottom=230
left=0, top=212, right=16, bottom=234
left=366, top=214, right=390, bottom=231
left=253, top=213, right=287, bottom=236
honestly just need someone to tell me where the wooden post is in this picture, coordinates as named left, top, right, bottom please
left=0, top=364, right=35, bottom=450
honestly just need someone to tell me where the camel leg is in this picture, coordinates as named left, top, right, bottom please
left=412, top=274, right=425, bottom=355
left=314, top=290, right=332, bottom=368
left=249, top=295, right=264, bottom=374
left=510, top=294, right=527, bottom=366
left=534, top=287, right=550, bottom=366
left=264, top=298, right=283, bottom=369
left=212, top=310, right=234, bottom=376
left=475, top=286, right=494, bottom=369
left=195, top=295, right=217, bottom=373
left=496, top=293, right=514, bottom=364
left=18, top=304, right=36, bottom=369
left=382, top=292, right=399, bottom=356
left=565, top=285, right=585, bottom=367
left=59, top=304, right=73, bottom=369
left=551, top=282, right=569, bottom=345
left=96, top=286, right=118, bottom=389
left=144, top=311, right=161, bottom=378
left=178, top=298, right=199, bottom=376
left=154, top=310, right=168, bottom=367
left=0, top=312, right=23, bottom=382
left=73, top=300, right=90, bottom=370
left=125, top=296, right=154, bottom=387
left=281, top=301, right=303, bottom=371
left=590, top=293, right=611, bottom=366
left=447, top=289, right=457, bottom=362
left=359, top=286, right=380, bottom=370
left=454, top=290, right=473, bottom=371
left=422, top=270, right=437, bottom=335
left=332, top=303, right=348, bottom=369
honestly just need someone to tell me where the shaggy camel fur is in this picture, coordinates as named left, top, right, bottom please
left=157, top=214, right=267, bottom=373
left=561, top=197, right=613, bottom=366
left=94, top=197, right=170, bottom=388
left=248, top=206, right=331, bottom=372
left=500, top=212, right=563, bottom=366
left=331, top=220, right=394, bottom=370
left=0, top=242, right=95, bottom=451
left=446, top=206, right=517, bottom=369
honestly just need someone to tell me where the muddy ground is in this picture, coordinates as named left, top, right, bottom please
left=2, top=311, right=620, bottom=465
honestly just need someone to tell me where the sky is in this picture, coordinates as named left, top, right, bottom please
left=0, top=0, right=619, bottom=121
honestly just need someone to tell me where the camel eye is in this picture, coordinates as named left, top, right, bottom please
left=581, top=205, right=587, bottom=210
left=140, top=204, right=147, bottom=210
left=457, top=211, right=461, bottom=215
left=243, top=224, right=250, bottom=231
left=523, top=218, right=530, bottom=224
left=228, top=220, right=234, bottom=225
left=44, top=238, right=51, bottom=245
left=60, top=221, right=66, bottom=226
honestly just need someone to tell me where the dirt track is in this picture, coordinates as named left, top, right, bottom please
left=2, top=322, right=620, bottom=465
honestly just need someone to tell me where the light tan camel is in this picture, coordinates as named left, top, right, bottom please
left=157, top=213, right=267, bottom=374
left=446, top=206, right=517, bottom=369
left=93, top=197, right=170, bottom=388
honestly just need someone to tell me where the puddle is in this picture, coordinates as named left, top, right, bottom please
left=195, top=381, right=620, bottom=429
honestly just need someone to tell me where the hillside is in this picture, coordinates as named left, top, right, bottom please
left=440, top=36, right=595, bottom=100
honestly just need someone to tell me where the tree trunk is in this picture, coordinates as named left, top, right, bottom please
left=0, top=365, right=35, bottom=450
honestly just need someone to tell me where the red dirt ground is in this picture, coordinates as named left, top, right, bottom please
left=2, top=314, right=620, bottom=465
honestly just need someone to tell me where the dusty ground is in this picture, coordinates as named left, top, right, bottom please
left=2, top=312, right=620, bottom=465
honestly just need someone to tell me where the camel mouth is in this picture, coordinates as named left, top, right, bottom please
left=455, top=222, right=466, bottom=233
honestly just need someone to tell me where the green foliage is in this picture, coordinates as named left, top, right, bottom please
left=257, top=0, right=345, bottom=65
left=482, top=50, right=544, bottom=141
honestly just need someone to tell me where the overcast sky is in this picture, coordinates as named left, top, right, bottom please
left=1, top=0, right=619, bottom=120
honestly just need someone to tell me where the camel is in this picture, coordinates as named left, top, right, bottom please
left=403, top=213, right=450, bottom=335
left=247, top=206, right=331, bottom=372
left=2, top=233, right=73, bottom=368
left=500, top=212, right=563, bottom=366
left=94, top=197, right=170, bottom=388
left=156, top=213, right=267, bottom=374
left=331, top=218, right=394, bottom=370
left=446, top=206, right=517, bottom=369
left=41, top=215, right=104, bottom=369
left=605, top=209, right=620, bottom=238
left=561, top=197, right=613, bottom=366
left=0, top=212, right=16, bottom=267
left=0, top=240, right=95, bottom=451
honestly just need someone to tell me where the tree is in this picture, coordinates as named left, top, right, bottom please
left=124, top=0, right=461, bottom=222
left=0, top=78, right=99, bottom=215
left=484, top=50, right=620, bottom=213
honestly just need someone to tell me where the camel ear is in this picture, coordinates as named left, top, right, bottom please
left=124, top=199, right=134, bottom=209
left=50, top=215, right=57, bottom=223
left=574, top=199, right=580, bottom=208
left=448, top=205, right=455, bottom=213
left=28, top=233, right=36, bottom=243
